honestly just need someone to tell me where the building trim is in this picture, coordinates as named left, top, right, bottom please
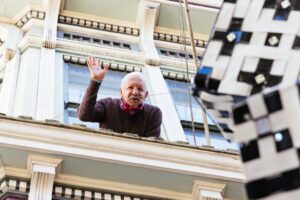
left=0, top=116, right=244, bottom=182
left=1, top=167, right=190, bottom=200
left=63, top=55, right=191, bottom=82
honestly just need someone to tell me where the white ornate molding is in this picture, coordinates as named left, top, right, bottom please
left=55, top=174, right=191, bottom=200
left=154, top=31, right=207, bottom=48
left=193, top=181, right=226, bottom=200
left=42, top=0, right=61, bottom=48
left=0, top=115, right=244, bottom=182
left=0, top=24, right=22, bottom=116
left=17, top=34, right=197, bottom=74
left=58, top=14, right=139, bottom=36
left=0, top=53, right=20, bottom=116
left=1, top=166, right=191, bottom=200
left=27, top=155, right=62, bottom=200
left=63, top=55, right=191, bottom=82
left=192, top=181, right=226, bottom=200
left=0, top=23, right=22, bottom=62
left=15, top=10, right=45, bottom=28
left=138, top=0, right=160, bottom=66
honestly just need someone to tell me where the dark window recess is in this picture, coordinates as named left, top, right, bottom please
left=169, top=51, right=177, bottom=57
left=179, top=53, right=186, bottom=58
left=82, top=37, right=90, bottom=42
left=160, top=50, right=168, bottom=56
left=93, top=38, right=100, bottom=43
left=72, top=35, right=81, bottom=40
left=63, top=33, right=71, bottom=39
left=103, top=40, right=111, bottom=46
left=123, top=43, right=131, bottom=49
left=113, top=42, right=121, bottom=47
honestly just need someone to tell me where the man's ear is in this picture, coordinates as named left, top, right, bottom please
left=145, top=91, right=148, bottom=99
left=119, top=88, right=122, bottom=97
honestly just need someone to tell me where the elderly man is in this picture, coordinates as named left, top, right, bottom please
left=77, top=57, right=162, bottom=137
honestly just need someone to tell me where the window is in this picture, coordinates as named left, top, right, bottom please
left=166, top=79, right=238, bottom=150
left=64, top=63, right=126, bottom=129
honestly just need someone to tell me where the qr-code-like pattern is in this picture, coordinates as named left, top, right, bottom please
left=194, top=0, right=300, bottom=199
left=232, top=83, right=300, bottom=199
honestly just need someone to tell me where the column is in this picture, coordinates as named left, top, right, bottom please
left=27, top=155, right=62, bottom=200
left=138, top=0, right=187, bottom=142
left=36, top=0, right=62, bottom=120
left=192, top=181, right=226, bottom=200
left=0, top=24, right=22, bottom=115
left=13, top=48, right=41, bottom=118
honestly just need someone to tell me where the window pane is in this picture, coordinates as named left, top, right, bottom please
left=165, top=79, right=214, bottom=124
left=184, top=129, right=239, bottom=150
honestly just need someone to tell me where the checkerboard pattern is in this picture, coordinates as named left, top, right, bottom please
left=194, top=0, right=300, bottom=139
left=194, top=0, right=300, bottom=199
left=232, top=82, right=300, bottom=199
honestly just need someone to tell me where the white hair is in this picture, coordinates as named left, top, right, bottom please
left=120, top=72, right=148, bottom=90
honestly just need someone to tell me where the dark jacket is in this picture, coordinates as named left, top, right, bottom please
left=77, top=80, right=162, bottom=137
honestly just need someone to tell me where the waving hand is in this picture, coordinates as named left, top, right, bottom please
left=87, top=57, right=109, bottom=82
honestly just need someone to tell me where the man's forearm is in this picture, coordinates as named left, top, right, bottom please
left=77, top=80, right=101, bottom=121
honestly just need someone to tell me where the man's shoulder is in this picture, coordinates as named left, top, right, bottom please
left=144, top=103, right=161, bottom=113
left=97, top=97, right=120, bottom=105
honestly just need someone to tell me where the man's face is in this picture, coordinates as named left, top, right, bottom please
left=120, top=75, right=148, bottom=107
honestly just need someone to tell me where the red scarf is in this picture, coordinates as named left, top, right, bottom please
left=120, top=98, right=144, bottom=115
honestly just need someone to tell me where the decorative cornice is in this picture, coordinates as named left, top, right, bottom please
left=58, top=15, right=140, bottom=36
left=63, top=55, right=191, bottom=82
left=0, top=167, right=190, bottom=200
left=154, top=32, right=207, bottom=48
left=0, top=115, right=244, bottom=182
left=0, top=177, right=30, bottom=195
left=15, top=10, right=45, bottom=28
left=53, top=182, right=166, bottom=200
left=17, top=34, right=196, bottom=77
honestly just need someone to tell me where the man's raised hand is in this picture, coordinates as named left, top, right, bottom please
left=87, top=57, right=108, bottom=81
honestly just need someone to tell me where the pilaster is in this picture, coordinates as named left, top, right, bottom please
left=143, top=65, right=187, bottom=142
left=192, top=181, right=226, bottom=200
left=27, top=155, right=62, bottom=200
left=138, top=1, right=187, bottom=142
left=0, top=54, right=20, bottom=115
left=42, top=0, right=62, bottom=49
left=0, top=24, right=22, bottom=115
left=36, top=0, right=62, bottom=120
left=14, top=48, right=41, bottom=118
left=138, top=0, right=160, bottom=66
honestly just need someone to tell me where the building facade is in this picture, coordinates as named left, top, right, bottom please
left=0, top=0, right=246, bottom=199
